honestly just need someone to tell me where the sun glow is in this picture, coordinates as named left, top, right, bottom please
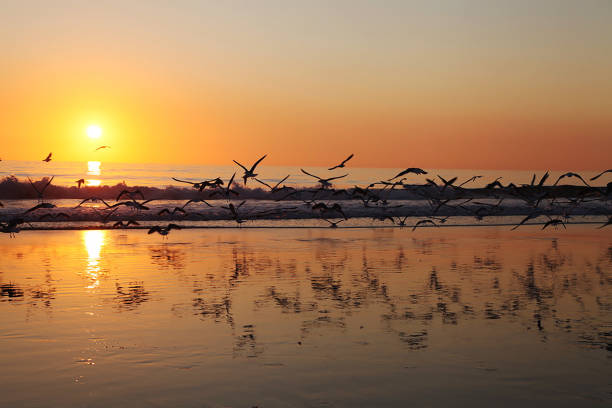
left=86, top=124, right=103, bottom=139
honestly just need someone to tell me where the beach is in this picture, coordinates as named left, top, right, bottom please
left=1, top=226, right=610, bottom=407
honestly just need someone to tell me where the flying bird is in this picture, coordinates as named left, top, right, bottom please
left=542, top=219, right=566, bottom=230
left=28, top=176, right=54, bottom=202
left=590, top=169, right=612, bottom=181
left=24, top=202, right=56, bottom=214
left=233, top=154, right=267, bottom=185
left=323, top=218, right=345, bottom=228
left=389, top=168, right=427, bottom=181
left=301, top=169, right=348, bottom=189
left=437, top=176, right=457, bottom=192
left=328, top=154, right=354, bottom=170
left=116, top=189, right=145, bottom=201
left=412, top=219, right=438, bottom=231
left=75, top=179, right=85, bottom=188
left=148, top=223, right=182, bottom=237
left=553, top=172, right=590, bottom=187
left=42, top=152, right=52, bottom=162
left=95, top=145, right=111, bottom=151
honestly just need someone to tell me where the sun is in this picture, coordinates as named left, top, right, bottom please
left=86, top=124, right=103, bottom=139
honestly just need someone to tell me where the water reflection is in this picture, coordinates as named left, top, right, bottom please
left=86, top=161, right=101, bottom=186
left=114, top=282, right=150, bottom=311
left=82, top=230, right=106, bottom=289
left=0, top=228, right=610, bottom=406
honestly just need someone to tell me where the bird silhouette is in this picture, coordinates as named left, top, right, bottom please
left=590, top=169, right=612, bottom=181
left=301, top=169, right=347, bottom=189
left=233, top=155, right=267, bottom=185
left=389, top=168, right=427, bottom=181
left=328, top=154, right=354, bottom=170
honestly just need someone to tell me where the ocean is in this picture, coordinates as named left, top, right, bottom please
left=0, top=160, right=605, bottom=189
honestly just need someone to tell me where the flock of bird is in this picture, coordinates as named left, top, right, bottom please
left=0, top=151, right=611, bottom=237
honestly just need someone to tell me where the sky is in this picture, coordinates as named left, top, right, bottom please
left=1, top=0, right=611, bottom=170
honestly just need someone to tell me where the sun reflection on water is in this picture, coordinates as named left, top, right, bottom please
left=82, top=230, right=106, bottom=289
left=86, top=161, right=101, bottom=187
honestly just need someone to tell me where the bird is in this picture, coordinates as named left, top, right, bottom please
left=412, top=219, right=437, bottom=231
left=590, top=169, right=612, bottom=181
left=553, top=172, right=590, bottom=187
left=0, top=218, right=25, bottom=237
left=458, top=176, right=483, bottom=187
left=42, top=152, right=52, bottom=162
left=233, top=154, right=267, bottom=185
left=172, top=177, right=223, bottom=191
left=74, top=197, right=112, bottom=208
left=389, top=168, right=427, bottom=181
left=301, top=169, right=348, bottom=189
left=542, top=219, right=566, bottom=230
left=158, top=207, right=186, bottom=216
left=437, top=176, right=457, bottom=192
left=75, top=178, right=85, bottom=188
left=323, top=218, right=345, bottom=228
left=148, top=223, right=181, bottom=237
left=113, top=220, right=140, bottom=228
left=485, top=178, right=504, bottom=189
left=222, top=201, right=247, bottom=225
left=38, top=212, right=69, bottom=221
left=24, top=202, right=56, bottom=214
left=311, top=202, right=348, bottom=219
left=254, top=175, right=292, bottom=193
left=328, top=154, right=354, bottom=170
left=209, top=173, right=240, bottom=200
left=182, top=198, right=213, bottom=209
left=109, top=199, right=153, bottom=211
left=386, top=215, right=410, bottom=227
left=28, top=176, right=54, bottom=202
left=116, top=189, right=145, bottom=201
left=95, top=145, right=111, bottom=151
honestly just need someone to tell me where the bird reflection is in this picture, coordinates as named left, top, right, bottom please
left=114, top=282, right=150, bottom=311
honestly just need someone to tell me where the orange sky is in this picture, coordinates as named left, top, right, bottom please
left=1, top=1, right=611, bottom=170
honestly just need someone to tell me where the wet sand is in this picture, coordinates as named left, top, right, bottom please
left=0, top=226, right=610, bottom=407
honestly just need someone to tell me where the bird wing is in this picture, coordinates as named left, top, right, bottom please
left=228, top=172, right=236, bottom=185
left=28, top=177, right=42, bottom=195
left=233, top=160, right=248, bottom=172
left=574, top=173, right=591, bottom=187
left=301, top=169, right=320, bottom=180
left=272, top=175, right=290, bottom=190
left=390, top=169, right=409, bottom=180
left=590, top=169, right=612, bottom=181
left=537, top=172, right=549, bottom=187
left=148, top=226, right=162, bottom=234
left=553, top=174, right=568, bottom=186
left=172, top=177, right=197, bottom=185
left=249, top=154, right=267, bottom=172
left=254, top=178, right=272, bottom=190
left=325, top=174, right=348, bottom=182
left=24, top=204, right=43, bottom=214
left=341, top=153, right=354, bottom=166
left=40, top=176, right=54, bottom=193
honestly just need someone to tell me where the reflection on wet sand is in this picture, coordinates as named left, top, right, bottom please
left=0, top=227, right=610, bottom=406
left=83, top=230, right=106, bottom=289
